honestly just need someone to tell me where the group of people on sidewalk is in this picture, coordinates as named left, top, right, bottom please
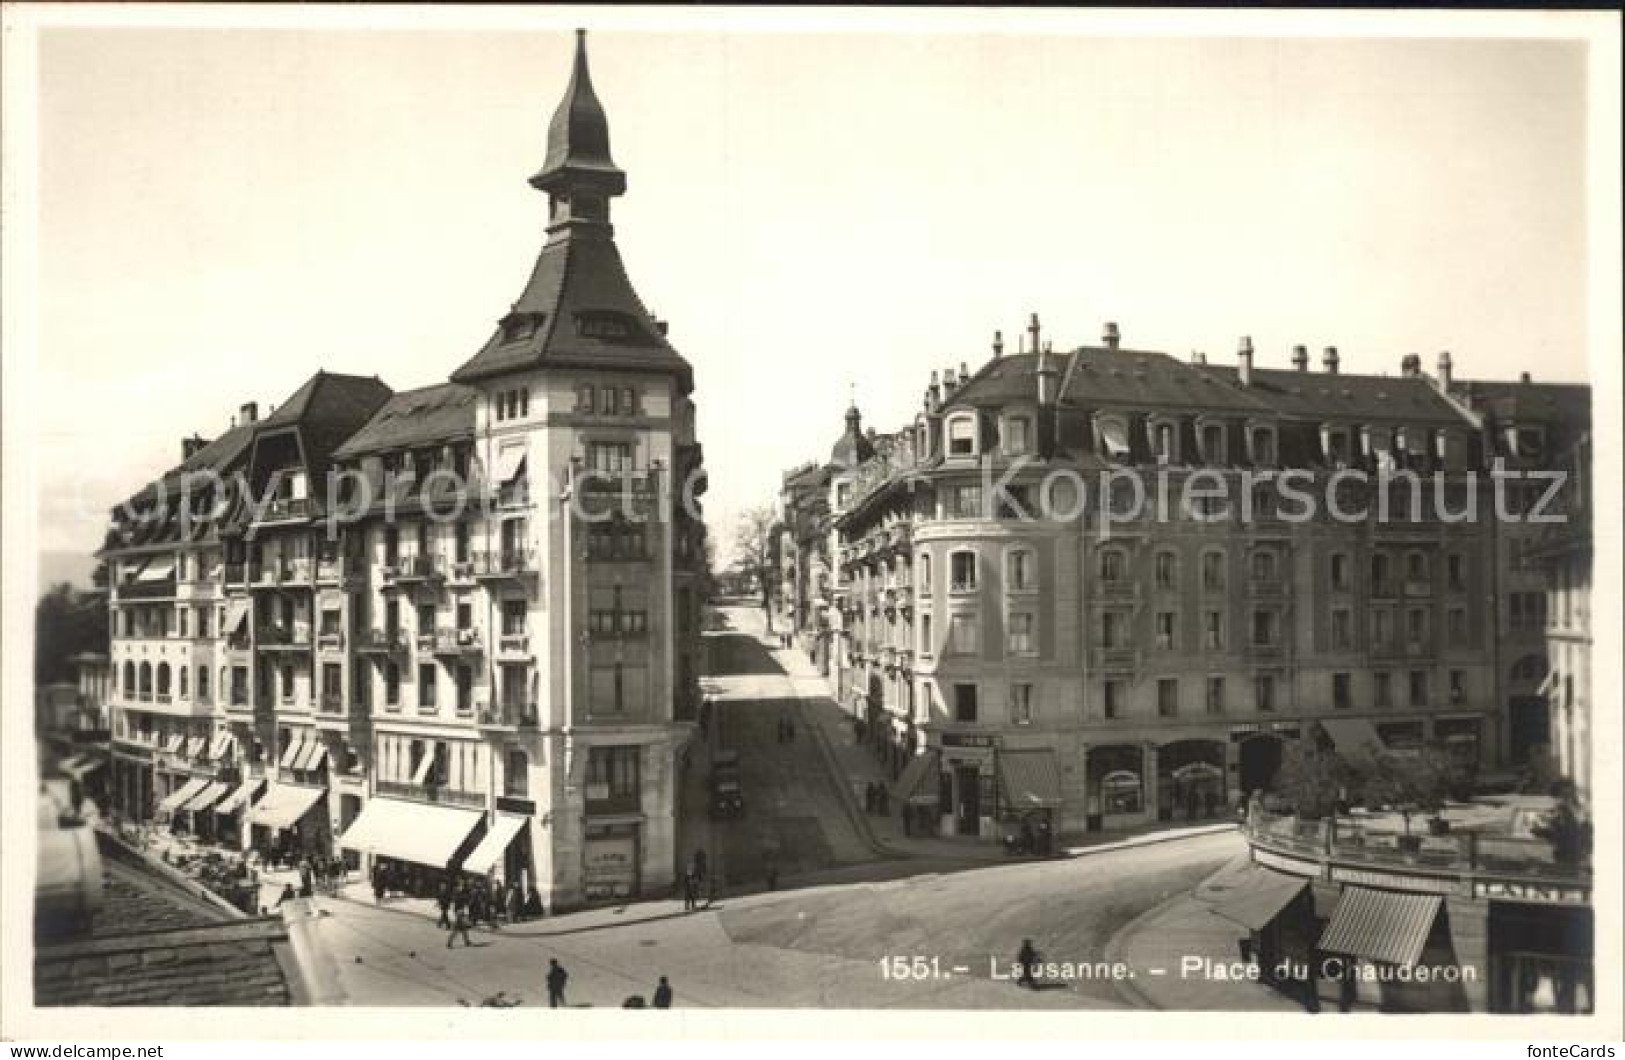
left=437, top=875, right=542, bottom=944
left=681, top=848, right=715, bottom=912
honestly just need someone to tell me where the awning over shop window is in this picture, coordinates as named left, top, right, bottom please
left=492, top=445, right=527, bottom=484
left=215, top=778, right=264, bottom=815
left=180, top=781, right=229, bottom=814
left=224, top=599, right=251, bottom=634
left=60, top=753, right=107, bottom=780
left=136, top=556, right=176, bottom=582
left=279, top=736, right=307, bottom=769
left=461, top=814, right=529, bottom=876
left=1318, top=887, right=1442, bottom=967
left=185, top=736, right=206, bottom=759
left=998, top=750, right=1063, bottom=809
left=338, top=797, right=483, bottom=870
left=249, top=784, right=326, bottom=831
left=163, top=734, right=186, bottom=754
left=894, top=750, right=941, bottom=805
left=410, top=750, right=436, bottom=786
left=1316, top=718, right=1385, bottom=756
left=157, top=777, right=208, bottom=814
left=1211, top=867, right=1310, bottom=931
left=298, top=742, right=328, bottom=772
left=209, top=733, right=235, bottom=760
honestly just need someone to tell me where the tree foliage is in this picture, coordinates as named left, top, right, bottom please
left=732, top=505, right=778, bottom=610
left=1274, top=740, right=1358, bottom=820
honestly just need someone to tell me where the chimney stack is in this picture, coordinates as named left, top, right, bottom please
left=1401, top=354, right=1421, bottom=378
left=1027, top=312, right=1042, bottom=359
left=240, top=401, right=259, bottom=424
left=992, top=330, right=1004, bottom=359
left=1102, top=322, right=1120, bottom=350
left=1237, top=336, right=1254, bottom=386
left=1292, top=345, right=1309, bottom=371
left=959, top=362, right=970, bottom=386
left=1436, top=350, right=1453, bottom=389
left=1520, top=371, right=1532, bottom=384
left=182, top=435, right=206, bottom=460
left=1191, top=350, right=1207, bottom=365
left=1323, top=346, right=1340, bottom=375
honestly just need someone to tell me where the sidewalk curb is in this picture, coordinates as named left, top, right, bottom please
left=1062, top=822, right=1239, bottom=861
left=1100, top=887, right=1189, bottom=1010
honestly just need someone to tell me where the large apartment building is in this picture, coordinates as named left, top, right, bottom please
left=783, top=320, right=1588, bottom=841
left=102, top=31, right=707, bottom=909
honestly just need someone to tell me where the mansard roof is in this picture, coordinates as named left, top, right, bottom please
left=333, top=382, right=477, bottom=459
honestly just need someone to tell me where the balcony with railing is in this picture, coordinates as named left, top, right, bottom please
left=473, top=549, right=537, bottom=582
left=373, top=778, right=487, bottom=809
left=1096, top=645, right=1142, bottom=670
left=432, top=627, right=483, bottom=657
left=1097, top=579, right=1140, bottom=601
left=477, top=701, right=539, bottom=732
left=315, top=556, right=353, bottom=585
left=447, top=557, right=477, bottom=583
left=394, top=554, right=443, bottom=584
left=1245, top=808, right=1591, bottom=890
left=256, top=622, right=310, bottom=650
left=259, top=496, right=312, bottom=524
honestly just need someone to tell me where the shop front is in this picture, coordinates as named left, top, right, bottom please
left=1212, top=865, right=1317, bottom=1005
left=1487, top=901, right=1593, bottom=1014
left=213, top=777, right=265, bottom=849
left=583, top=821, right=640, bottom=902
left=997, top=749, right=1061, bottom=854
left=1434, top=716, right=1484, bottom=773
left=892, top=749, right=941, bottom=837
left=936, top=733, right=998, bottom=838
left=1086, top=744, right=1145, bottom=832
left=248, top=782, right=330, bottom=865
left=339, top=796, right=485, bottom=897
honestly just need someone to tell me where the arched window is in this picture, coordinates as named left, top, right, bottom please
left=1406, top=551, right=1429, bottom=585
left=1251, top=549, right=1277, bottom=583
left=1199, top=421, right=1226, bottom=464
left=1200, top=548, right=1226, bottom=591
left=1371, top=553, right=1392, bottom=594
left=946, top=415, right=978, bottom=457
left=1249, top=424, right=1277, bottom=465
left=1003, top=415, right=1033, bottom=456
left=198, top=665, right=209, bottom=703
left=1006, top=547, right=1035, bottom=591
left=1154, top=550, right=1178, bottom=590
left=178, top=667, right=188, bottom=698
left=1098, top=547, right=1127, bottom=583
left=917, top=552, right=932, bottom=593
left=123, top=661, right=136, bottom=697
left=139, top=662, right=153, bottom=697
left=949, top=550, right=978, bottom=593
left=156, top=663, right=171, bottom=698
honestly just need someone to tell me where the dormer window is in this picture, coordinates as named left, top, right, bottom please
left=1003, top=415, right=1032, bottom=456
left=947, top=415, right=977, bottom=457
left=500, top=313, right=541, bottom=345
left=1322, top=425, right=1351, bottom=467
left=1199, top=421, right=1226, bottom=464
left=1096, top=415, right=1130, bottom=461
left=1149, top=419, right=1177, bottom=465
left=1510, top=426, right=1546, bottom=461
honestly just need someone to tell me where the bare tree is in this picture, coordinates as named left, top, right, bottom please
left=733, top=505, right=778, bottom=613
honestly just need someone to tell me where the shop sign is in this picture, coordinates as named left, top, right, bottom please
left=1252, top=848, right=1320, bottom=878
left=1331, top=866, right=1461, bottom=895
left=1474, top=879, right=1590, bottom=907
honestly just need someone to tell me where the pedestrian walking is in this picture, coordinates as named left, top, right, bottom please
left=446, top=896, right=472, bottom=949
left=527, top=885, right=544, bottom=919
left=489, top=878, right=506, bottom=928
left=371, top=864, right=386, bottom=905
left=507, top=881, right=524, bottom=924
left=435, top=880, right=453, bottom=929
left=546, top=958, right=569, bottom=1008
left=469, top=880, right=488, bottom=928
left=652, top=976, right=673, bottom=1009
left=692, top=848, right=708, bottom=883
left=298, top=858, right=314, bottom=898
left=682, top=871, right=698, bottom=912
left=1016, top=938, right=1040, bottom=989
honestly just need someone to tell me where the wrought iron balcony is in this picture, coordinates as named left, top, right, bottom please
left=394, top=554, right=443, bottom=583
left=497, top=633, right=531, bottom=657
left=476, top=702, right=539, bottom=731
left=432, top=627, right=483, bottom=656
left=355, top=628, right=408, bottom=654
left=473, top=549, right=537, bottom=581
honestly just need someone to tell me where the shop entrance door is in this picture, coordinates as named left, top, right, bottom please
left=955, top=766, right=980, bottom=836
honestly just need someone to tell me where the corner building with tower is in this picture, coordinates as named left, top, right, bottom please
left=102, top=31, right=708, bottom=910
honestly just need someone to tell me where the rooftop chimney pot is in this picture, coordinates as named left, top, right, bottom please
left=1401, top=353, right=1422, bottom=378
left=1436, top=350, right=1453, bottom=389
left=992, top=330, right=1004, bottom=358
left=1237, top=336, right=1254, bottom=386
left=1323, top=346, right=1340, bottom=375
left=1292, top=345, right=1309, bottom=371
left=1103, top=322, right=1120, bottom=350
left=240, top=401, right=259, bottom=424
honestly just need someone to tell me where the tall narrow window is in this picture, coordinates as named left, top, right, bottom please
left=950, top=552, right=977, bottom=592
left=1007, top=549, right=1034, bottom=591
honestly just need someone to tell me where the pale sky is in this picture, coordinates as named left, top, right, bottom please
left=25, top=14, right=1597, bottom=568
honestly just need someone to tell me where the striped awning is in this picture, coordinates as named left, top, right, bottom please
left=1212, top=867, right=1310, bottom=931
left=209, top=732, right=236, bottom=760
left=180, top=781, right=229, bottom=813
left=157, top=776, right=208, bottom=814
left=215, top=778, right=264, bottom=815
left=1317, top=718, right=1384, bottom=756
left=185, top=736, right=206, bottom=759
left=461, top=814, right=529, bottom=876
left=1319, top=887, right=1442, bottom=967
left=998, top=750, right=1063, bottom=808
left=279, top=735, right=307, bottom=769
left=894, top=750, right=941, bottom=805
left=296, top=741, right=328, bottom=772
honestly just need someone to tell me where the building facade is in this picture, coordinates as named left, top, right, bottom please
left=793, top=319, right=1588, bottom=841
left=102, top=31, right=706, bottom=910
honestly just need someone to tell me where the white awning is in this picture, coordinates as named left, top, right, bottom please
left=209, top=732, right=235, bottom=760
left=248, top=784, right=325, bottom=831
left=180, top=781, right=229, bottom=813
left=410, top=750, right=436, bottom=786
left=279, top=736, right=307, bottom=769
left=338, top=797, right=484, bottom=869
left=492, top=445, right=527, bottom=484
left=185, top=736, right=206, bottom=759
left=215, top=778, right=263, bottom=814
left=136, top=556, right=176, bottom=582
left=225, top=599, right=251, bottom=634
left=163, top=734, right=186, bottom=754
left=461, top=814, right=529, bottom=876
left=157, top=777, right=208, bottom=814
